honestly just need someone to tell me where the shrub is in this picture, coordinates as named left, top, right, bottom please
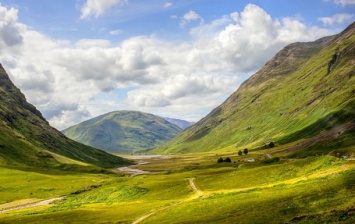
left=238, top=150, right=243, bottom=156
left=243, top=148, right=249, bottom=155
left=269, top=142, right=275, bottom=148
left=224, top=157, right=232, bottom=163
left=217, top=157, right=224, bottom=163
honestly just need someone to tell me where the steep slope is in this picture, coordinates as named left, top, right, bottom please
left=163, top=117, right=195, bottom=129
left=63, top=111, right=182, bottom=153
left=154, top=22, right=355, bottom=154
left=0, top=64, right=131, bottom=168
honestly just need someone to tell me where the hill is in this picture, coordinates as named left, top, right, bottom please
left=62, top=111, right=182, bottom=153
left=153, top=22, right=355, bottom=154
left=0, top=64, right=131, bottom=169
left=163, top=117, right=195, bottom=129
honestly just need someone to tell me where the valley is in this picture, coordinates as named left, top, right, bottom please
left=0, top=148, right=354, bottom=223
left=0, top=10, right=354, bottom=224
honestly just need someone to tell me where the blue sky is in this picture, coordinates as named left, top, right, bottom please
left=0, top=0, right=354, bottom=129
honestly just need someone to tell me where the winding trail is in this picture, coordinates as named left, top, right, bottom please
left=189, top=178, right=203, bottom=197
left=131, top=163, right=354, bottom=224
left=0, top=197, right=65, bottom=213
left=131, top=178, right=203, bottom=224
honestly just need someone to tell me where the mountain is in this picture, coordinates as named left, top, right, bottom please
left=163, top=117, right=195, bottom=129
left=153, top=22, right=355, bottom=154
left=0, top=64, right=131, bottom=169
left=62, top=111, right=182, bottom=153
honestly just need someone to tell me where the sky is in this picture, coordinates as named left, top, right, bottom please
left=0, top=0, right=354, bottom=130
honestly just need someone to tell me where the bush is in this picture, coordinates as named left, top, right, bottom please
left=224, top=157, right=232, bottom=163
left=238, top=150, right=243, bottom=156
left=243, top=148, right=249, bottom=155
left=217, top=157, right=224, bottom=163
left=269, top=142, right=275, bottom=148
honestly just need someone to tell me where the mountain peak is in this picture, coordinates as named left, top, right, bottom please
left=63, top=110, right=183, bottom=153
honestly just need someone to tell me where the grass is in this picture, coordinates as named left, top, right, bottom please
left=62, top=111, right=182, bottom=154
left=0, top=167, right=115, bottom=204
left=153, top=28, right=355, bottom=154
left=0, top=150, right=354, bottom=223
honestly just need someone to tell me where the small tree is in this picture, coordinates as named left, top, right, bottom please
left=269, top=142, right=275, bottom=148
left=217, top=157, right=224, bottom=163
left=224, top=157, right=232, bottom=163
left=238, top=150, right=243, bottom=156
left=243, top=148, right=249, bottom=155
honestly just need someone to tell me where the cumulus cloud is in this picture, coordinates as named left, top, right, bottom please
left=180, top=10, right=204, bottom=28
left=128, top=74, right=239, bottom=107
left=80, top=0, right=128, bottom=19
left=0, top=4, right=24, bottom=52
left=318, top=13, right=353, bottom=26
left=0, top=3, right=338, bottom=129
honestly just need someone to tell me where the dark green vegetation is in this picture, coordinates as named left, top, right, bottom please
left=154, top=22, right=355, bottom=154
left=0, top=64, right=131, bottom=169
left=63, top=111, right=182, bottom=153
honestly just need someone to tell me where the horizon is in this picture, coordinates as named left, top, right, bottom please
left=0, top=0, right=354, bottom=130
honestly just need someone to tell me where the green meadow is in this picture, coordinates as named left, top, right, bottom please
left=1, top=146, right=354, bottom=224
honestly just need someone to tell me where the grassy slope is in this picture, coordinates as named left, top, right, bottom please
left=0, top=64, right=131, bottom=168
left=153, top=23, right=355, bottom=154
left=0, top=152, right=353, bottom=223
left=62, top=111, right=182, bottom=153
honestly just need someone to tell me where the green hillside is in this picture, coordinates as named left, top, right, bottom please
left=154, top=22, right=355, bottom=154
left=0, top=64, right=131, bottom=169
left=62, top=111, right=182, bottom=153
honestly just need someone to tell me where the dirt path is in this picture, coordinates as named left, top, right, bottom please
left=0, top=197, right=65, bottom=213
left=131, top=178, right=203, bottom=224
left=189, top=178, right=203, bottom=196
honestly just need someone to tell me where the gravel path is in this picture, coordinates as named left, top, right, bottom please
left=0, top=197, right=65, bottom=213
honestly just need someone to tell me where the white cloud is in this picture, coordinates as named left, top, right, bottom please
left=164, top=2, right=172, bottom=9
left=323, top=0, right=355, bottom=5
left=109, top=29, right=122, bottom=35
left=80, top=0, right=128, bottom=19
left=75, top=39, right=112, bottom=48
left=334, top=0, right=355, bottom=6
left=0, top=4, right=24, bottom=52
left=318, top=13, right=353, bottom=26
left=0, top=3, right=338, bottom=129
left=180, top=10, right=204, bottom=28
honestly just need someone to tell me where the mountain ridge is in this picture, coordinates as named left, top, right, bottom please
left=0, top=64, right=131, bottom=168
left=153, top=22, right=355, bottom=154
left=162, top=117, right=195, bottom=129
left=63, top=110, right=183, bottom=153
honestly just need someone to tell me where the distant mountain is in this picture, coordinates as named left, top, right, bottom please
left=62, top=111, right=182, bottom=153
left=0, top=64, right=131, bottom=169
left=153, top=22, right=355, bottom=154
left=163, top=117, right=195, bottom=129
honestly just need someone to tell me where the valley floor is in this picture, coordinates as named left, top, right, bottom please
left=0, top=149, right=354, bottom=224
